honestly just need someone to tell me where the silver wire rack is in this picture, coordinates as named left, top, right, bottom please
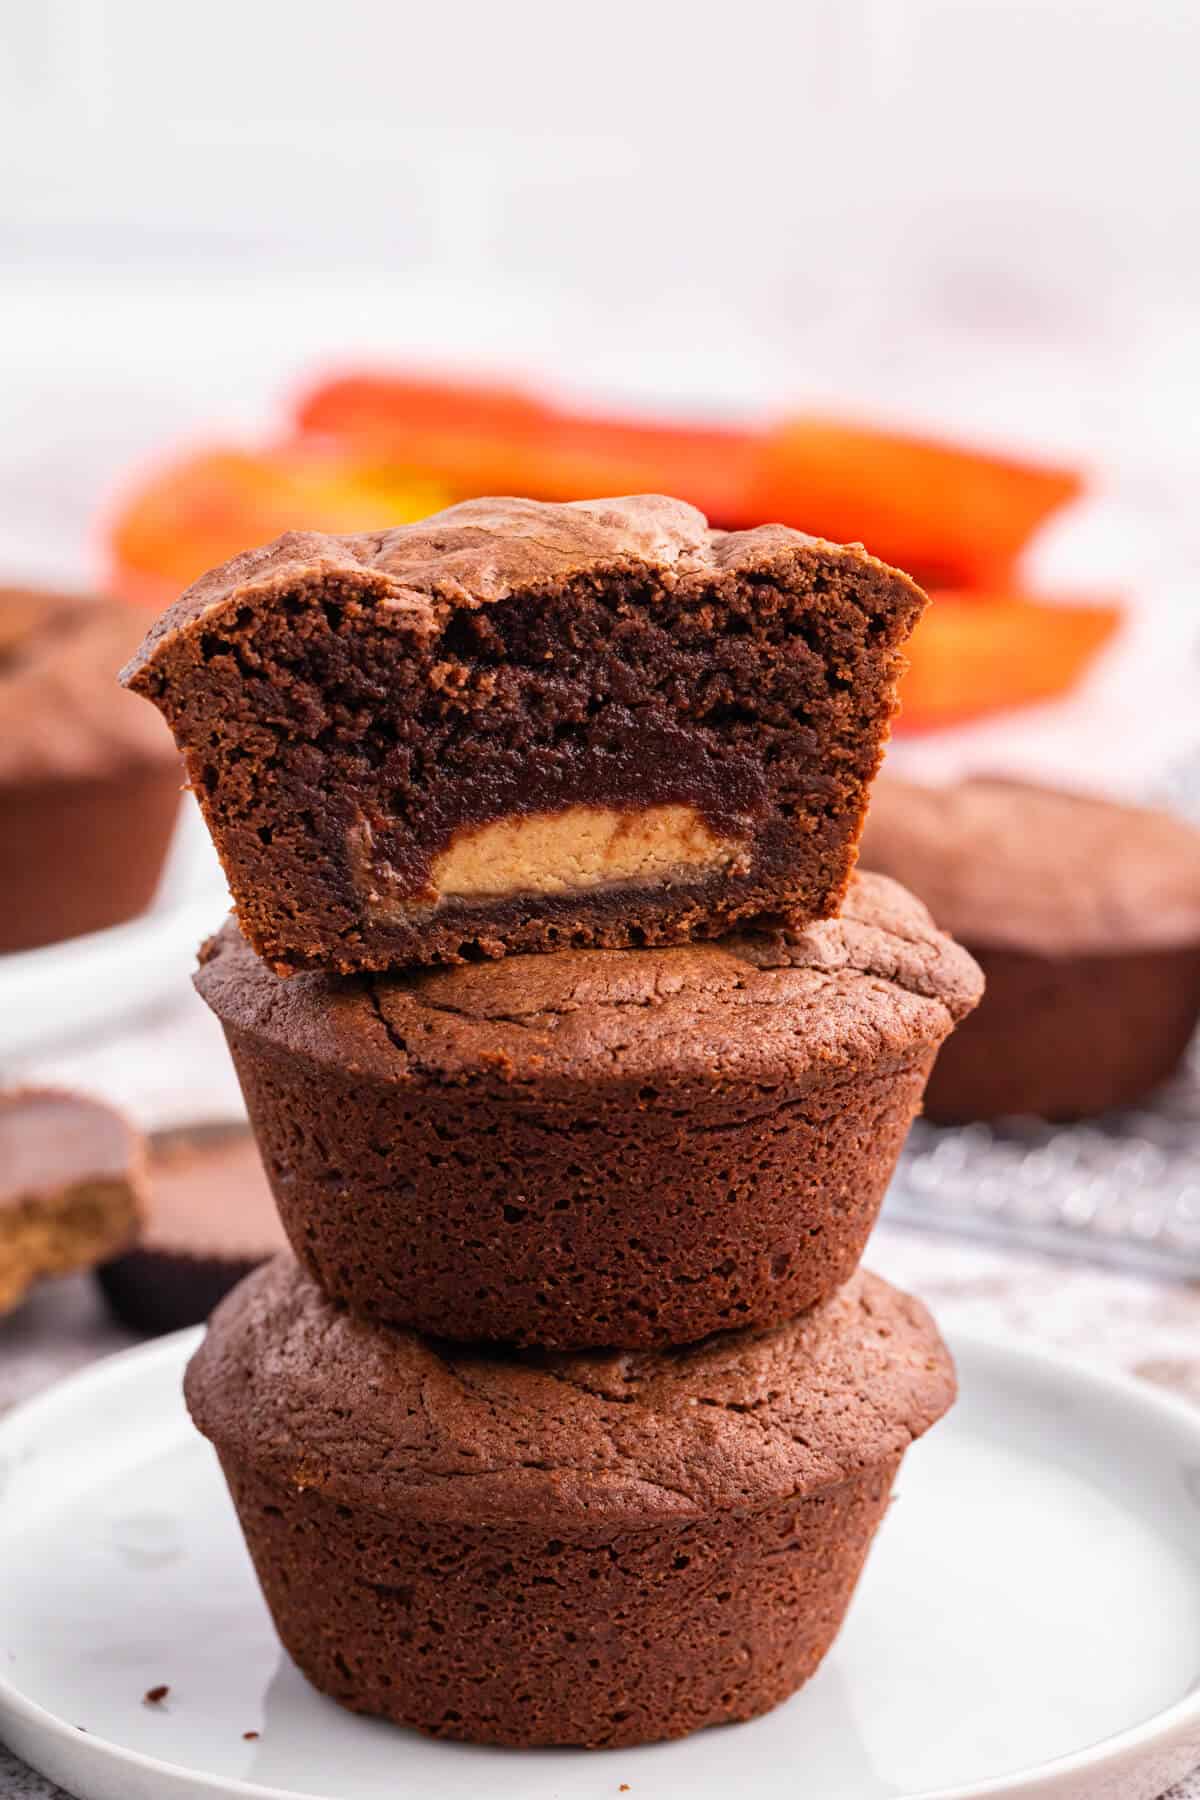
left=886, top=1040, right=1200, bottom=1278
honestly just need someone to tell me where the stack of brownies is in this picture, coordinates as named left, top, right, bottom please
left=123, top=494, right=982, bottom=1748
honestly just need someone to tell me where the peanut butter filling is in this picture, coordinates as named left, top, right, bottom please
left=353, top=804, right=749, bottom=918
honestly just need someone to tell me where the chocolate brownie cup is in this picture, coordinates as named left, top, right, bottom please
left=0, top=1089, right=145, bottom=1313
left=187, top=1254, right=954, bottom=1747
left=98, top=1122, right=287, bottom=1334
left=122, top=495, right=926, bottom=973
left=1, top=587, right=181, bottom=954
left=860, top=776, right=1200, bottom=1121
left=195, top=870, right=981, bottom=1348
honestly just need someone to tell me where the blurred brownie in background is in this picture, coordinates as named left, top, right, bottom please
left=1, top=586, right=181, bottom=954
left=99, top=1121, right=285, bottom=1334
left=0, top=1089, right=145, bottom=1313
left=860, top=777, right=1200, bottom=1122
left=122, top=495, right=925, bottom=973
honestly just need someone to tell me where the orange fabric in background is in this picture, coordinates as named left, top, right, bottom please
left=297, top=373, right=755, bottom=528
left=897, top=593, right=1122, bottom=732
left=108, top=447, right=448, bottom=605
left=746, top=418, right=1083, bottom=589
left=108, top=368, right=1115, bottom=732
left=297, top=374, right=1084, bottom=589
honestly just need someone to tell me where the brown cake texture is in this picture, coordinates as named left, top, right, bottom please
left=194, top=870, right=981, bottom=1349
left=122, top=495, right=926, bottom=974
left=98, top=1122, right=287, bottom=1334
left=187, top=1253, right=955, bottom=1748
left=860, top=776, right=1200, bottom=1121
left=1, top=587, right=182, bottom=954
left=0, top=1089, right=146, bottom=1313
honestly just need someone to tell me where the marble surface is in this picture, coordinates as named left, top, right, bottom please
left=2, top=1225, right=1200, bottom=1798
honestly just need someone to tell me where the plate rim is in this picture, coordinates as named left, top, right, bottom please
left=2, top=1323, right=1200, bottom=1800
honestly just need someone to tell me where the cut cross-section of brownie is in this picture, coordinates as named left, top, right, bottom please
left=122, top=495, right=926, bottom=973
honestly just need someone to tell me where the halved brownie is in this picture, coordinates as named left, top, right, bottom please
left=123, top=496, right=925, bottom=973
left=0, top=1088, right=146, bottom=1313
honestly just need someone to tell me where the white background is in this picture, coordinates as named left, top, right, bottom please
left=3, top=0, right=1200, bottom=585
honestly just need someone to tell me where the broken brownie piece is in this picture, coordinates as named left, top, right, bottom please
left=122, top=495, right=926, bottom=973
left=0, top=1088, right=145, bottom=1313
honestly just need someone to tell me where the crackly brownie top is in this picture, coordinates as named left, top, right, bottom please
left=0, top=1088, right=143, bottom=1209
left=1, top=588, right=178, bottom=781
left=195, top=870, right=982, bottom=1091
left=862, top=777, right=1200, bottom=956
left=187, top=1254, right=955, bottom=1525
left=121, top=492, right=924, bottom=686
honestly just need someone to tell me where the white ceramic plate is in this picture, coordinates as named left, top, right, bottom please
left=2, top=1330, right=1200, bottom=1800
left=0, top=800, right=229, bottom=1061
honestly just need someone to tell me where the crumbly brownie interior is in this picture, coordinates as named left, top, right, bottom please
left=141, top=544, right=920, bottom=971
left=0, top=1088, right=145, bottom=1312
left=0, top=1180, right=142, bottom=1314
